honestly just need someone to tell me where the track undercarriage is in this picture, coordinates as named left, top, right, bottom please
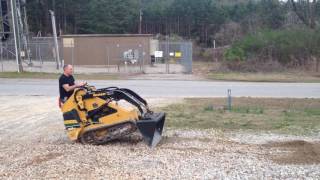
left=80, top=122, right=137, bottom=145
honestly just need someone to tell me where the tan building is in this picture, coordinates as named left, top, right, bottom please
left=61, top=34, right=153, bottom=66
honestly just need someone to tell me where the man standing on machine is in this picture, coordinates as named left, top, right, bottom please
left=59, top=64, right=86, bottom=106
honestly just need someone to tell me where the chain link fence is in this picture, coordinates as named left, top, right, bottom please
left=0, top=38, right=192, bottom=74
left=0, top=37, right=60, bottom=72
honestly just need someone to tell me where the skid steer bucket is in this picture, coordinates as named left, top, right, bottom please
left=137, top=112, right=166, bottom=147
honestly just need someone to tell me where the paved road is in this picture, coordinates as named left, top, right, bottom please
left=1, top=78, right=320, bottom=98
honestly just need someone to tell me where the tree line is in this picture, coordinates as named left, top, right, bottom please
left=27, top=0, right=319, bottom=45
left=26, top=0, right=320, bottom=71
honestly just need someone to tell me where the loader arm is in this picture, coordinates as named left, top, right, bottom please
left=111, top=90, right=146, bottom=115
left=94, top=87, right=148, bottom=106
left=80, top=86, right=150, bottom=115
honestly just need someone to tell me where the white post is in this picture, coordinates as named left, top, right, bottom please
left=49, top=10, right=61, bottom=69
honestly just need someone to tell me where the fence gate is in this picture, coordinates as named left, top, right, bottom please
left=153, top=41, right=192, bottom=74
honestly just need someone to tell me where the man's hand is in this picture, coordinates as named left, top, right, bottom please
left=76, top=82, right=87, bottom=87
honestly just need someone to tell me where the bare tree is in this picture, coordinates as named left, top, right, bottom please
left=290, top=0, right=317, bottom=29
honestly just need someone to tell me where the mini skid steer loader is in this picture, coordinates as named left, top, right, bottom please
left=60, top=85, right=166, bottom=147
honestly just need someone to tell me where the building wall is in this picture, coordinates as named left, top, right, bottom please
left=62, top=35, right=151, bottom=66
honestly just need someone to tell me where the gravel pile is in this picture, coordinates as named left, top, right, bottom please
left=0, top=96, right=319, bottom=179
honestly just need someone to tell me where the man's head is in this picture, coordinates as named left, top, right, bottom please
left=63, top=64, right=73, bottom=76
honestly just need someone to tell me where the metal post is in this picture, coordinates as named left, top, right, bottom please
left=106, top=46, right=109, bottom=73
left=108, top=46, right=110, bottom=73
left=116, top=44, right=120, bottom=73
left=35, top=41, right=38, bottom=62
left=6, top=44, right=8, bottom=60
left=71, top=46, right=74, bottom=71
left=10, top=0, right=23, bottom=72
left=186, top=42, right=192, bottom=74
left=138, top=44, right=141, bottom=72
left=227, top=89, right=232, bottom=111
left=1, top=43, right=3, bottom=72
left=124, top=61, right=128, bottom=73
left=39, top=43, right=43, bottom=64
left=166, top=36, right=169, bottom=73
left=142, top=45, right=144, bottom=73
left=38, top=42, right=42, bottom=72
left=49, top=10, right=60, bottom=69
left=139, top=43, right=144, bottom=73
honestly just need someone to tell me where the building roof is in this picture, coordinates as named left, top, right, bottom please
left=61, top=34, right=153, bottom=38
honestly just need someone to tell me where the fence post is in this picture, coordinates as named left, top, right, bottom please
left=35, top=41, right=38, bottom=63
left=39, top=43, right=43, bottom=65
left=106, top=46, right=110, bottom=73
left=37, top=43, right=42, bottom=72
left=117, top=44, right=120, bottom=73
left=188, top=42, right=193, bottom=73
left=141, top=44, right=144, bottom=73
left=1, top=44, right=3, bottom=72
left=166, top=38, right=170, bottom=73
left=71, top=45, right=74, bottom=72
left=6, top=45, right=8, bottom=61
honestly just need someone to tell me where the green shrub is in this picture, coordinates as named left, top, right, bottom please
left=224, top=46, right=245, bottom=61
left=224, top=28, right=320, bottom=66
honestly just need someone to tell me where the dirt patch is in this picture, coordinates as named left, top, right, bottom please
left=264, top=140, right=320, bottom=165
left=26, top=152, right=63, bottom=166
left=160, top=135, right=214, bottom=144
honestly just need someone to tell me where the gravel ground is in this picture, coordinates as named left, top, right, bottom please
left=0, top=96, right=319, bottom=179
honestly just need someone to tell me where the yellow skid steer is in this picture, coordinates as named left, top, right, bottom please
left=60, top=85, right=165, bottom=147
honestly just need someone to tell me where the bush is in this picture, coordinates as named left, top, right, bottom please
left=224, top=28, right=320, bottom=70
left=224, top=46, right=245, bottom=61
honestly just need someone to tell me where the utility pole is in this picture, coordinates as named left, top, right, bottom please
left=11, top=0, right=23, bottom=72
left=19, top=0, right=32, bottom=65
left=49, top=10, right=61, bottom=69
left=139, top=9, right=142, bottom=34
